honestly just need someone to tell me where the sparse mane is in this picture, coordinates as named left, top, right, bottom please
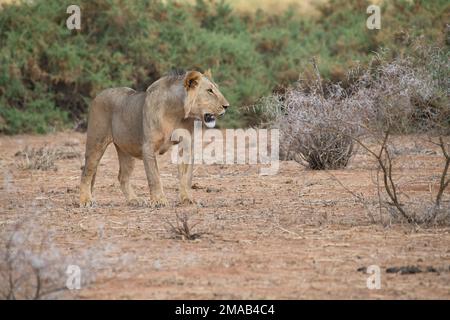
left=167, top=68, right=186, bottom=77
left=165, top=69, right=186, bottom=84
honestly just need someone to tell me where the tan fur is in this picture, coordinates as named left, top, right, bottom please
left=80, top=70, right=230, bottom=207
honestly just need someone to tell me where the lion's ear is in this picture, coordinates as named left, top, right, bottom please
left=204, top=69, right=213, bottom=80
left=184, top=71, right=202, bottom=90
left=183, top=71, right=201, bottom=118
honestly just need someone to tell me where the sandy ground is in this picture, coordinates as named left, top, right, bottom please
left=0, top=131, right=449, bottom=299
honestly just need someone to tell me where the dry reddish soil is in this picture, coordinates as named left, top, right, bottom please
left=0, top=131, right=449, bottom=299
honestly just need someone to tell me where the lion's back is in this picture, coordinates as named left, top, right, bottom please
left=93, top=87, right=141, bottom=112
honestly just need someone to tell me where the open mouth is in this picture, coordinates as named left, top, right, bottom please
left=203, top=113, right=216, bottom=128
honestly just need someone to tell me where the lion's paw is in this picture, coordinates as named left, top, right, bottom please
left=79, top=195, right=95, bottom=208
left=179, top=193, right=195, bottom=206
left=149, top=194, right=169, bottom=208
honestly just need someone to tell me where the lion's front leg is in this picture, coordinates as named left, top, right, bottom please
left=178, top=162, right=194, bottom=205
left=143, top=146, right=168, bottom=208
left=177, top=137, right=195, bottom=205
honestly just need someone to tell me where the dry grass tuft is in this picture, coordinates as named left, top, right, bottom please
left=165, top=213, right=202, bottom=240
left=15, top=146, right=80, bottom=171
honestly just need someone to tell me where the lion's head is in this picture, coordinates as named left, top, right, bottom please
left=183, top=70, right=230, bottom=128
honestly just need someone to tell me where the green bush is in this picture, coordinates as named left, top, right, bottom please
left=0, top=0, right=447, bottom=134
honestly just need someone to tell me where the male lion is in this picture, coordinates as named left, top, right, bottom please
left=79, top=70, right=230, bottom=207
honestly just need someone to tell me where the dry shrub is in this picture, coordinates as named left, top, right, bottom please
left=260, top=45, right=448, bottom=170
left=0, top=213, right=133, bottom=299
left=353, top=47, right=449, bottom=134
left=0, top=219, right=94, bottom=299
left=350, top=47, right=450, bottom=224
left=263, top=59, right=365, bottom=169
left=280, top=89, right=357, bottom=170
left=15, top=145, right=80, bottom=171
left=15, top=147, right=57, bottom=171
left=260, top=45, right=449, bottom=223
left=350, top=132, right=450, bottom=224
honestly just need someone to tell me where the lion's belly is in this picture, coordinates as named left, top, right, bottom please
left=111, top=113, right=144, bottom=159
left=111, top=121, right=143, bottom=158
left=115, top=141, right=143, bottom=159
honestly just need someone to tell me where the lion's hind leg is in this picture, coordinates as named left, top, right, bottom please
left=80, top=136, right=111, bottom=207
left=115, top=145, right=146, bottom=207
left=80, top=99, right=113, bottom=207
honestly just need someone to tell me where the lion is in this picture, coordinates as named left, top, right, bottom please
left=79, top=69, right=230, bottom=208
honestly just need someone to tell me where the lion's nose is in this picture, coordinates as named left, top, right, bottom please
left=223, top=105, right=229, bottom=110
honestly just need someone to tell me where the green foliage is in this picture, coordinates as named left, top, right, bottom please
left=0, top=0, right=448, bottom=134
left=0, top=97, right=68, bottom=134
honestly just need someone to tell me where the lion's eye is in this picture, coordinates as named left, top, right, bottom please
left=207, top=88, right=214, bottom=94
